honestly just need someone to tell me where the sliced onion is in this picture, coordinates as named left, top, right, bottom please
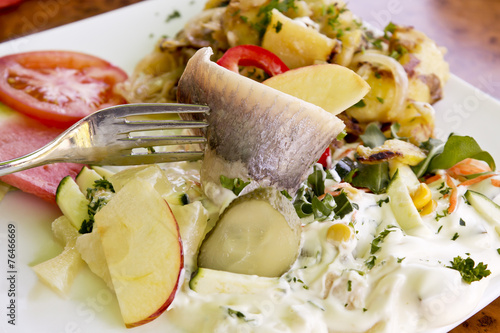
left=183, top=8, right=225, bottom=48
left=352, top=52, right=409, bottom=120
left=411, top=101, right=435, bottom=125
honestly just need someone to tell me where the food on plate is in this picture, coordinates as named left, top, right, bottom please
left=198, top=187, right=302, bottom=277
left=32, top=216, right=84, bottom=295
left=0, top=102, right=83, bottom=203
left=262, top=62, right=370, bottom=115
left=95, top=177, right=183, bottom=328
left=189, top=267, right=280, bottom=294
left=8, top=0, right=500, bottom=332
left=0, top=50, right=127, bottom=128
left=261, top=9, right=337, bottom=68
left=44, top=165, right=185, bottom=327
left=177, top=47, right=345, bottom=200
left=216, top=44, right=290, bottom=76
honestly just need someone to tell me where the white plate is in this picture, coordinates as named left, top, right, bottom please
left=0, top=1, right=499, bottom=332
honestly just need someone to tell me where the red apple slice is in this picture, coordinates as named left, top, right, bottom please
left=94, top=177, right=183, bottom=328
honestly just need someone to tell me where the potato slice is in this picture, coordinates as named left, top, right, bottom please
left=32, top=216, right=83, bottom=295
left=262, top=9, right=337, bottom=69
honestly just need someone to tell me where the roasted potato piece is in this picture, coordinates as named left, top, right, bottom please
left=356, top=139, right=426, bottom=166
left=262, top=9, right=338, bottom=68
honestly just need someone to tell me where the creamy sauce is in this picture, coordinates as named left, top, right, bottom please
left=158, top=162, right=500, bottom=333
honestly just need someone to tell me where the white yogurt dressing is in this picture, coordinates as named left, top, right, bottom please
left=159, top=163, right=500, bottom=333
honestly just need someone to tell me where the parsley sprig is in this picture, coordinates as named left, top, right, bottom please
left=447, top=256, right=491, bottom=284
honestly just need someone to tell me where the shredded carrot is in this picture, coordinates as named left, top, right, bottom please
left=458, top=173, right=496, bottom=187
left=318, top=182, right=369, bottom=200
left=336, top=147, right=357, bottom=160
left=351, top=210, right=358, bottom=223
left=445, top=173, right=458, bottom=214
left=491, top=179, right=500, bottom=187
left=447, top=158, right=492, bottom=179
left=318, top=190, right=343, bottom=200
left=425, top=174, right=442, bottom=184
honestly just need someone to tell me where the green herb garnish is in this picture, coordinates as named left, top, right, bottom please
left=220, top=175, right=250, bottom=195
left=447, top=256, right=491, bottom=284
left=79, top=179, right=115, bottom=234
left=166, top=10, right=181, bottom=22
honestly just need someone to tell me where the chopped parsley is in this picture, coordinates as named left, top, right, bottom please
left=435, top=209, right=448, bottom=221
left=353, top=99, right=366, bottom=108
left=370, top=226, right=397, bottom=254
left=274, top=20, right=283, bottom=33
left=365, top=256, right=376, bottom=269
left=79, top=179, right=115, bottom=234
left=438, top=182, right=451, bottom=196
left=289, top=276, right=309, bottom=289
left=252, top=0, right=297, bottom=38
left=451, top=232, right=460, bottom=241
left=447, top=256, right=491, bottom=284
left=389, top=44, right=408, bottom=61
left=376, top=97, right=385, bottom=104
left=347, top=280, right=352, bottom=292
left=459, top=218, right=466, bottom=226
left=377, top=197, right=390, bottom=207
left=227, top=308, right=248, bottom=321
left=166, top=10, right=181, bottom=22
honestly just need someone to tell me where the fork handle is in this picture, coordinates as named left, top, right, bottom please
left=0, top=147, right=56, bottom=177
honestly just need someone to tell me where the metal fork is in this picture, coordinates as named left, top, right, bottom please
left=0, top=103, right=209, bottom=176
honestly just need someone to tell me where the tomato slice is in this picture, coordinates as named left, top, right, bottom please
left=216, top=45, right=289, bottom=77
left=0, top=0, right=23, bottom=9
left=0, top=51, right=128, bottom=128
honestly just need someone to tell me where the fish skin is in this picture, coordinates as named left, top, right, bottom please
left=177, top=47, right=345, bottom=194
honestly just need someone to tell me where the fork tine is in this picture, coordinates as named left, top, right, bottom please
left=101, top=151, right=204, bottom=166
left=118, top=135, right=206, bottom=147
left=119, top=119, right=209, bottom=134
left=111, top=103, right=210, bottom=118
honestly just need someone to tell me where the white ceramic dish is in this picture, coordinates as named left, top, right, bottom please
left=0, top=0, right=499, bottom=332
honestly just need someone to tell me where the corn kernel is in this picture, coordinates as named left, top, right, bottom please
left=411, top=183, right=432, bottom=210
left=419, top=199, right=437, bottom=216
left=326, top=223, right=352, bottom=243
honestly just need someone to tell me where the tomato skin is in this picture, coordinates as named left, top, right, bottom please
left=318, top=147, right=331, bottom=169
left=0, top=51, right=128, bottom=128
left=0, top=0, right=23, bottom=9
left=216, top=45, right=289, bottom=77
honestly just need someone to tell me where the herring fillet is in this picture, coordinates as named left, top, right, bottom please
left=177, top=47, right=345, bottom=193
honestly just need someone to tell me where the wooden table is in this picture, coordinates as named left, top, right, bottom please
left=1, top=0, right=499, bottom=331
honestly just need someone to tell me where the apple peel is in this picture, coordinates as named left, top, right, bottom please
left=94, top=178, right=183, bottom=328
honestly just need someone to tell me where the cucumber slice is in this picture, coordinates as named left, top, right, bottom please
left=388, top=161, right=420, bottom=191
left=90, top=166, right=115, bottom=179
left=75, top=166, right=103, bottom=194
left=189, top=268, right=279, bottom=294
left=465, top=190, right=500, bottom=228
left=198, top=187, right=302, bottom=277
left=55, top=176, right=90, bottom=230
left=387, top=169, right=423, bottom=231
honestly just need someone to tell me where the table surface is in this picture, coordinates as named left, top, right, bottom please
left=1, top=0, right=499, bottom=332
